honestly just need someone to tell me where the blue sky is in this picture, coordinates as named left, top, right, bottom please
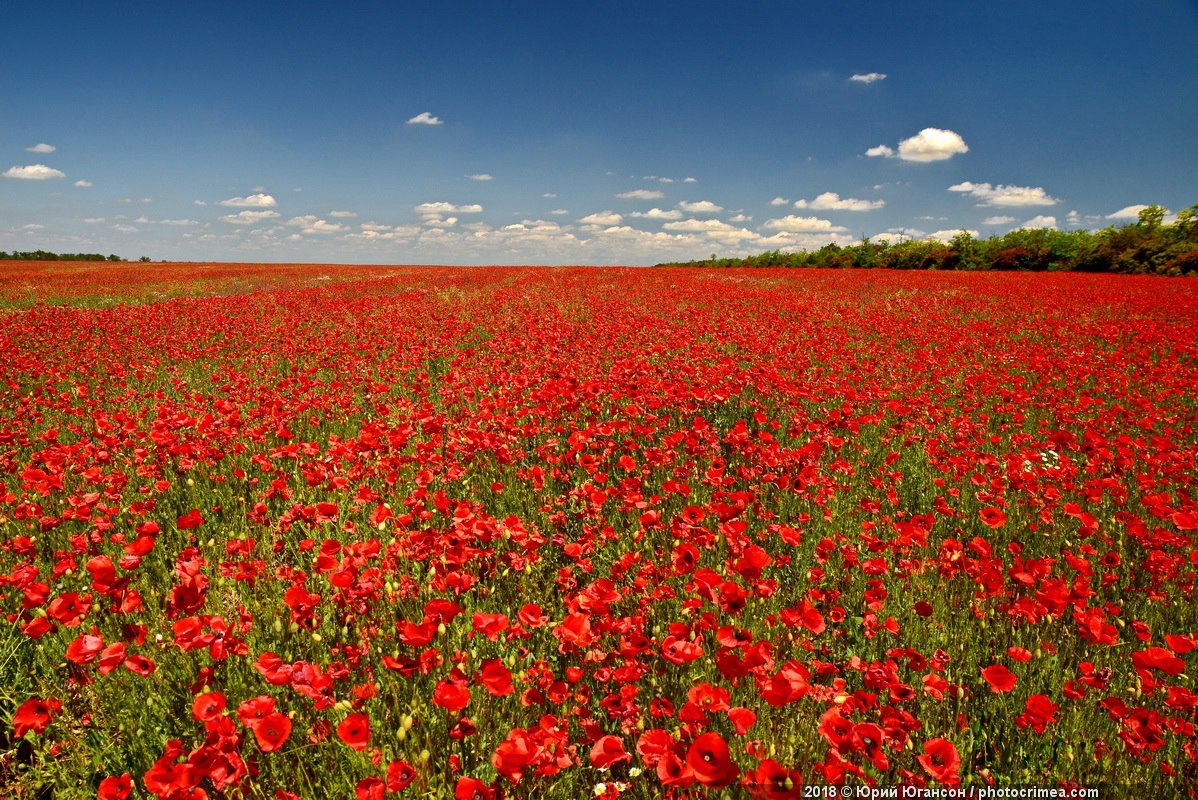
left=2, top=1, right=1197, bottom=265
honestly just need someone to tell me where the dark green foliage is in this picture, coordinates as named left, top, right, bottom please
left=661, top=204, right=1198, bottom=275
left=0, top=250, right=127, bottom=262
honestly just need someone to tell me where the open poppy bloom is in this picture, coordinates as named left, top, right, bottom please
left=686, top=732, right=740, bottom=788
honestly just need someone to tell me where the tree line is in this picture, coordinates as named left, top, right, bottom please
left=0, top=250, right=127, bottom=262
left=658, top=204, right=1198, bottom=275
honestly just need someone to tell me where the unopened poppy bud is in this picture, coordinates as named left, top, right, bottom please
left=288, top=622, right=299, bottom=633
left=437, top=623, right=447, bottom=636
left=419, top=749, right=430, bottom=764
left=187, top=478, right=194, bottom=487
left=311, top=632, right=322, bottom=643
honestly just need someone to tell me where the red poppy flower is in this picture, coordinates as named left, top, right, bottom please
left=97, top=773, right=132, bottom=800
left=13, top=697, right=61, bottom=738
left=979, top=506, right=1007, bottom=528
left=176, top=509, right=204, bottom=529
left=386, top=759, right=416, bottom=792
left=337, top=713, right=372, bottom=751
left=590, top=735, right=631, bottom=770
left=254, top=712, right=293, bottom=752
left=434, top=678, right=472, bottom=712
left=746, top=759, right=802, bottom=798
left=917, top=738, right=961, bottom=786
left=356, top=777, right=385, bottom=800
left=981, top=664, right=1017, bottom=693
left=454, top=776, right=496, bottom=799
left=192, top=692, right=227, bottom=722
left=476, top=659, right=514, bottom=697
left=1015, top=694, right=1059, bottom=734
left=656, top=752, right=695, bottom=787
left=686, top=732, right=740, bottom=788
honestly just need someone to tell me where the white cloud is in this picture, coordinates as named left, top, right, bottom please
left=194, top=200, right=208, bottom=206
left=22, top=223, right=44, bottom=230
left=26, top=143, right=56, bottom=153
left=158, top=218, right=199, bottom=226
left=683, top=177, right=697, bottom=183
left=407, top=112, right=443, bottom=125
left=218, top=193, right=278, bottom=208
left=83, top=217, right=105, bottom=224
left=630, top=207, right=684, bottom=220
left=579, top=211, right=623, bottom=225
left=1020, top=215, right=1057, bottom=230
left=3, top=164, right=66, bottom=180
left=769, top=196, right=790, bottom=206
left=1106, top=204, right=1153, bottom=220
left=926, top=229, right=980, bottom=241
left=794, top=192, right=884, bottom=211
left=866, top=128, right=968, bottom=162
left=415, top=201, right=482, bottom=214
left=74, top=179, right=93, bottom=188
left=762, top=215, right=848, bottom=233
left=677, top=200, right=723, bottom=214
left=948, top=182, right=1059, bottom=207
left=850, top=72, right=887, bottom=84
left=329, top=210, right=357, bottom=218
left=982, top=215, right=1017, bottom=225
left=111, top=224, right=138, bottom=234
left=663, top=218, right=736, bottom=232
left=729, top=213, right=751, bottom=223
left=543, top=192, right=557, bottom=198
left=219, top=210, right=280, bottom=225
left=616, top=189, right=665, bottom=200
left=549, top=208, right=568, bottom=215
left=287, top=215, right=347, bottom=233
left=466, top=173, right=493, bottom=181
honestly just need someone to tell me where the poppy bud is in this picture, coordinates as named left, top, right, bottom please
left=312, top=633, right=323, bottom=643
left=289, top=622, right=299, bottom=633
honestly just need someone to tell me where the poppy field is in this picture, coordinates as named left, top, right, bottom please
left=1, top=263, right=1196, bottom=799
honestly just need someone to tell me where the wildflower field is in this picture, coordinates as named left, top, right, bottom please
left=1, top=263, right=1196, bottom=799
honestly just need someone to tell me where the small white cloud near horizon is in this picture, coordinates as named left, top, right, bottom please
left=866, top=128, right=968, bottom=162
left=549, top=208, right=568, bottom=215
left=850, top=72, right=887, bottom=84
left=407, top=112, right=443, bottom=125
left=949, top=182, right=1059, bottom=207
left=579, top=211, right=623, bottom=226
left=926, top=228, right=980, bottom=241
left=631, top=207, right=684, bottom=220
left=3, top=164, right=66, bottom=180
left=287, top=215, right=347, bottom=234
left=616, top=189, right=665, bottom=200
left=1020, top=215, right=1058, bottom=230
left=794, top=192, right=884, bottom=211
left=769, top=197, right=790, bottom=206
left=26, top=143, right=56, bottom=153
left=415, top=201, right=483, bottom=214
left=683, top=177, right=697, bottom=183
left=762, top=215, right=848, bottom=233
left=219, top=210, right=280, bottom=225
left=982, top=215, right=1017, bottom=225
left=329, top=210, right=357, bottom=218
left=678, top=200, right=723, bottom=214
left=74, top=179, right=93, bottom=188
left=1106, top=204, right=1155, bottom=220
left=218, top=193, right=278, bottom=208
left=466, top=173, right=493, bottom=181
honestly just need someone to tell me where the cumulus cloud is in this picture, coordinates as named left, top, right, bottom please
left=26, top=143, right=56, bottom=153
left=762, top=215, right=848, bottom=233
left=729, top=213, right=751, bottom=223
left=579, top=211, right=623, bottom=226
left=218, top=193, right=278, bottom=208
left=549, top=208, right=569, bottom=215
left=677, top=200, right=723, bottom=214
left=769, top=197, right=790, bottom=206
left=849, top=72, right=887, bottom=84
left=866, top=128, right=968, bottom=162
left=1020, top=215, right=1057, bottom=230
left=74, top=179, right=93, bottom=188
left=329, top=210, right=357, bottom=218
left=794, top=192, right=884, bottom=211
left=630, top=207, right=684, bottom=220
left=219, top=210, right=280, bottom=225
left=543, top=192, right=557, bottom=198
left=948, top=182, right=1059, bottom=207
left=287, top=215, right=347, bottom=233
left=414, top=201, right=483, bottom=214
left=3, top=164, right=66, bottom=180
left=683, top=177, right=697, bottom=183
left=466, top=173, right=493, bottom=181
left=981, top=215, right=1017, bottom=225
left=926, top=229, right=979, bottom=241
left=83, top=217, right=105, bottom=224
left=616, top=189, right=665, bottom=200
left=407, top=112, right=443, bottom=125
left=1106, top=204, right=1153, bottom=220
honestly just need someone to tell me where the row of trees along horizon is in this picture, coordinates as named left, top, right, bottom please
left=0, top=250, right=154, bottom=262
left=659, top=204, right=1198, bottom=275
